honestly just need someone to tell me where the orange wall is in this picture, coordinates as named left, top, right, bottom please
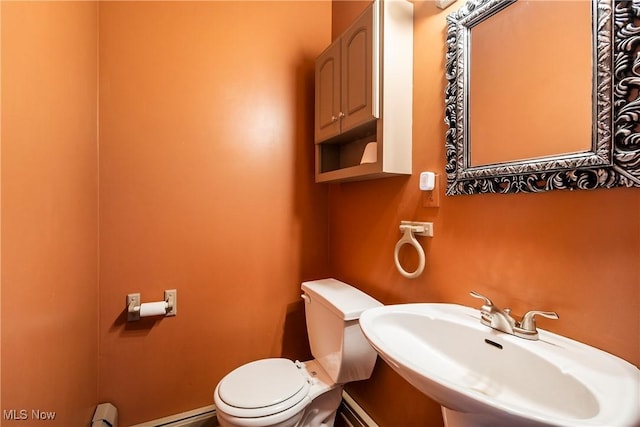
left=331, top=1, right=639, bottom=426
left=98, top=2, right=331, bottom=424
left=1, top=2, right=99, bottom=426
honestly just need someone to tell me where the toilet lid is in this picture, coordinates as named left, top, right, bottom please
left=218, top=358, right=309, bottom=410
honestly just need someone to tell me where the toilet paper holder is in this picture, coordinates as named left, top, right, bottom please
left=127, top=290, right=177, bottom=322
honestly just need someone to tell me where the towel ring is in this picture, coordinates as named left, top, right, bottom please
left=394, top=224, right=426, bottom=279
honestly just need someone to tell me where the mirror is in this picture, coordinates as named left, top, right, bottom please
left=444, top=0, right=640, bottom=195
left=469, top=0, right=592, bottom=166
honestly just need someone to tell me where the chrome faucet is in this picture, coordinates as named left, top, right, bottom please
left=470, top=291, right=559, bottom=341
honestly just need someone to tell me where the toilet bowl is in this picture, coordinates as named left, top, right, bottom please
left=214, top=359, right=342, bottom=427
left=213, top=279, right=382, bottom=427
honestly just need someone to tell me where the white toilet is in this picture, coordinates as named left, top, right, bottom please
left=214, top=278, right=382, bottom=427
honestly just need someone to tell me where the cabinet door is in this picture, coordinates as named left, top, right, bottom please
left=341, top=4, right=378, bottom=133
left=315, top=40, right=341, bottom=142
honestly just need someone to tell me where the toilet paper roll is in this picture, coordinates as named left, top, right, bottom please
left=360, top=142, right=378, bottom=164
left=139, top=301, right=168, bottom=317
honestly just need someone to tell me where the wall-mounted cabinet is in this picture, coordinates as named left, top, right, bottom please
left=314, top=0, right=413, bottom=183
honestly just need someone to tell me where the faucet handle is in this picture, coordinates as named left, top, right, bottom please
left=470, top=291, right=496, bottom=326
left=469, top=291, right=494, bottom=307
left=519, top=310, right=559, bottom=332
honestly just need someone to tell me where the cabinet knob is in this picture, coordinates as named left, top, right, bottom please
left=338, top=111, right=345, bottom=118
left=331, top=115, right=338, bottom=123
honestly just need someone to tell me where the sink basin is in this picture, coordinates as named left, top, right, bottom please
left=359, top=303, right=640, bottom=427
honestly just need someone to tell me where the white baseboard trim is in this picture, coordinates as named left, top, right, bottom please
left=129, top=405, right=217, bottom=427
left=129, top=391, right=376, bottom=427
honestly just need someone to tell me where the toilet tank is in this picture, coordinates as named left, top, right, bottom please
left=301, top=278, right=382, bottom=384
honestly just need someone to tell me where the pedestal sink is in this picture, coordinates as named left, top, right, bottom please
left=359, top=303, right=640, bottom=427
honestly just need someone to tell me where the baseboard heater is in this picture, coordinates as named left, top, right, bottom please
left=129, top=405, right=216, bottom=427
left=129, top=391, right=377, bottom=427
left=338, top=391, right=379, bottom=427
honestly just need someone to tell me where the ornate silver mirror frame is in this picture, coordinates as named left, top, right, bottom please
left=445, top=0, right=640, bottom=195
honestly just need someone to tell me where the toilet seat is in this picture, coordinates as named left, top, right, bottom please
left=215, top=358, right=311, bottom=418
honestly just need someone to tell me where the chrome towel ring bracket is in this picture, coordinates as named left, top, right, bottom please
left=394, top=221, right=433, bottom=279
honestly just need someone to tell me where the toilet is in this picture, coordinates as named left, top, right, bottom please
left=214, top=278, right=382, bottom=427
